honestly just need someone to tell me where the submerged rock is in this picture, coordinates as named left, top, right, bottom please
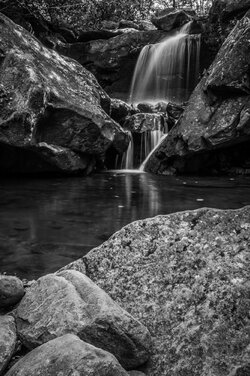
left=16, top=270, right=151, bottom=369
left=5, top=334, right=129, bottom=376
left=0, top=13, right=128, bottom=175
left=77, top=206, right=250, bottom=376
left=0, top=275, right=25, bottom=309
left=145, top=13, right=250, bottom=175
left=0, top=316, right=17, bottom=375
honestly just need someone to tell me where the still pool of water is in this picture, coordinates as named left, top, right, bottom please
left=1, top=171, right=250, bottom=280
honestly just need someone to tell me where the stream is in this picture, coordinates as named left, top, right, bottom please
left=1, top=171, right=250, bottom=280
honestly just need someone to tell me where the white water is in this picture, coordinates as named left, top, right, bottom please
left=129, top=24, right=201, bottom=105
left=139, top=133, right=168, bottom=171
left=118, top=23, right=201, bottom=171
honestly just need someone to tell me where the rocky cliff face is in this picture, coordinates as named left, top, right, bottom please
left=146, top=12, right=250, bottom=176
left=0, top=13, right=128, bottom=176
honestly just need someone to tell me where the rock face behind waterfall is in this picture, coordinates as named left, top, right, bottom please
left=58, top=30, right=168, bottom=98
left=0, top=13, right=128, bottom=175
left=65, top=206, right=250, bottom=376
left=146, top=12, right=250, bottom=176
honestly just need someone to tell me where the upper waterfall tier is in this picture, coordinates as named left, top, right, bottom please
left=129, top=24, right=201, bottom=105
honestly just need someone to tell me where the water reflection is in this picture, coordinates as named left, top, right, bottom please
left=0, top=172, right=250, bottom=279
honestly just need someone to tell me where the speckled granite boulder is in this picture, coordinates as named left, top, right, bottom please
left=5, top=334, right=129, bottom=376
left=0, top=315, right=17, bottom=375
left=16, top=270, right=151, bottom=370
left=72, top=206, right=250, bottom=376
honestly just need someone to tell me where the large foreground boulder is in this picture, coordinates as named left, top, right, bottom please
left=16, top=270, right=151, bottom=370
left=67, top=206, right=250, bottom=376
left=0, top=316, right=17, bottom=375
left=145, top=13, right=250, bottom=175
left=0, top=13, right=128, bottom=175
left=5, top=334, right=129, bottom=376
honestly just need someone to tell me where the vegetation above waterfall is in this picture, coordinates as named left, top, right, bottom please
left=0, top=0, right=213, bottom=31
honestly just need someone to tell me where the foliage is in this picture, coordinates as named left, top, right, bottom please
left=0, top=0, right=213, bottom=31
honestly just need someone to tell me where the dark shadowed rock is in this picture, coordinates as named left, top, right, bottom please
left=119, top=20, right=139, bottom=30
left=77, top=206, right=250, bottom=376
left=205, top=13, right=250, bottom=95
left=151, top=9, right=193, bottom=31
left=77, top=29, right=124, bottom=43
left=0, top=275, right=25, bottom=309
left=16, top=270, right=151, bottom=370
left=145, top=13, right=250, bottom=175
left=0, top=315, right=17, bottom=375
left=0, top=13, right=128, bottom=175
left=211, top=0, right=250, bottom=21
left=110, top=99, right=138, bottom=125
left=5, top=334, right=129, bottom=376
left=57, top=30, right=168, bottom=95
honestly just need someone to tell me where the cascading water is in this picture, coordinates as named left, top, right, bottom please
left=129, top=23, right=201, bottom=105
left=117, top=22, right=201, bottom=171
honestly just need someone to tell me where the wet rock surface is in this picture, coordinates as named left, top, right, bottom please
left=78, top=206, right=250, bottom=376
left=0, top=13, right=128, bottom=176
left=123, top=113, right=168, bottom=133
left=16, top=270, right=151, bottom=370
left=145, top=13, right=250, bottom=175
left=0, top=315, right=17, bottom=375
left=5, top=334, right=129, bottom=376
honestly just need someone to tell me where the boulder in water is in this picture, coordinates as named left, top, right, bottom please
left=77, top=206, right=250, bottom=376
left=5, top=334, right=129, bottom=376
left=145, top=12, right=250, bottom=175
left=0, top=13, right=128, bottom=175
left=151, top=8, right=193, bottom=31
left=16, top=270, right=151, bottom=370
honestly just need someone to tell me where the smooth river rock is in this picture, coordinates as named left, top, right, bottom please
left=0, top=13, right=128, bottom=175
left=70, top=206, right=250, bottom=376
left=0, top=275, right=25, bottom=309
left=5, top=334, right=129, bottom=376
left=0, top=315, right=17, bottom=375
left=145, top=12, right=250, bottom=175
left=16, top=270, right=151, bottom=370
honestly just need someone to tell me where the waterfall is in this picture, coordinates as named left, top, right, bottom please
left=115, top=131, right=134, bottom=170
left=115, top=22, right=201, bottom=171
left=129, top=24, right=201, bottom=105
left=139, top=134, right=168, bottom=171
